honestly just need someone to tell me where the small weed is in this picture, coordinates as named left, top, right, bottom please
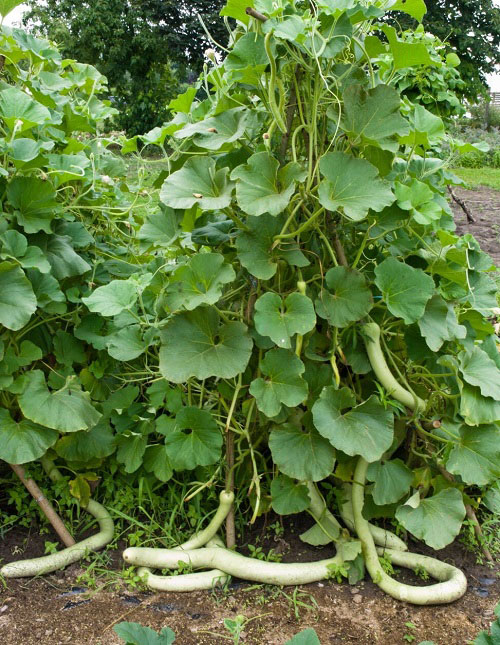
left=379, top=553, right=396, bottom=576
left=44, top=540, right=59, bottom=555
left=247, top=544, right=283, bottom=562
left=280, top=587, right=319, bottom=621
left=327, top=562, right=349, bottom=583
left=414, top=565, right=430, bottom=581
left=200, top=612, right=271, bottom=644
left=403, top=621, right=417, bottom=642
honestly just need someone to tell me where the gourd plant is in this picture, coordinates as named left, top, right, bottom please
left=119, top=0, right=499, bottom=604
left=0, top=5, right=141, bottom=575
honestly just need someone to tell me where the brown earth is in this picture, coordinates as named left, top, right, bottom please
left=0, top=515, right=498, bottom=645
left=451, top=186, right=500, bottom=267
left=1, top=185, right=499, bottom=645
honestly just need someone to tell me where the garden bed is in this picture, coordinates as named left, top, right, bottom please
left=0, top=519, right=498, bottom=645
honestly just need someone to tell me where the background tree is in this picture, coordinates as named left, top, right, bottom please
left=391, top=0, right=500, bottom=99
left=23, top=0, right=228, bottom=134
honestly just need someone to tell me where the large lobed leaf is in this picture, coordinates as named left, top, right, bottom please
left=159, top=306, right=253, bottom=382
left=312, top=387, right=393, bottom=462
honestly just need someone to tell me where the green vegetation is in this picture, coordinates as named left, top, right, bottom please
left=392, top=0, right=500, bottom=98
left=0, top=0, right=499, bottom=612
left=113, top=621, right=321, bottom=645
left=23, top=0, right=228, bottom=134
left=453, top=168, right=500, bottom=191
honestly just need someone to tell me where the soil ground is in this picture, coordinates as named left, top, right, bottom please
left=1, top=514, right=498, bottom=645
left=1, top=185, right=499, bottom=645
left=451, top=185, right=500, bottom=267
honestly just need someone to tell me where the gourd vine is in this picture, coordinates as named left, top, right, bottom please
left=0, top=0, right=498, bottom=606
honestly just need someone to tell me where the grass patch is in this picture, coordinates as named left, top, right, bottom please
left=452, top=167, right=500, bottom=191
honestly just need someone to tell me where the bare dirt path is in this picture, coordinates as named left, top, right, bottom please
left=451, top=186, right=500, bottom=267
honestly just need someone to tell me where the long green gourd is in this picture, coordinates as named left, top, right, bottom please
left=124, top=483, right=345, bottom=588
left=0, top=457, right=114, bottom=578
left=362, top=322, right=426, bottom=412
left=351, top=457, right=467, bottom=604
left=353, top=323, right=467, bottom=604
left=133, top=492, right=234, bottom=592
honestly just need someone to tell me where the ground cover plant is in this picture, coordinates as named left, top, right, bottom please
left=0, top=0, right=499, bottom=610
left=0, top=0, right=143, bottom=572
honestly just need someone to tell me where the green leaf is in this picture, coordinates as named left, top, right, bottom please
left=235, top=214, right=307, bottom=280
left=285, top=628, right=321, bottom=645
left=191, top=219, right=233, bottom=246
left=168, top=87, right=197, bottom=113
left=417, top=295, right=466, bottom=351
left=235, top=214, right=280, bottom=280
left=271, top=474, right=310, bottom=515
left=159, top=307, right=253, bottom=382
left=166, top=407, right=222, bottom=471
left=107, top=325, right=146, bottom=361
left=53, top=330, right=86, bottom=365
left=9, top=137, right=54, bottom=163
left=374, top=257, right=435, bottom=323
left=394, top=179, right=442, bottom=225
left=381, top=26, right=433, bottom=69
left=465, top=272, right=498, bottom=317
left=460, top=385, right=500, bottom=426
left=366, top=459, right=413, bottom=505
left=318, top=152, right=394, bottom=221
left=225, top=32, right=267, bottom=80
left=312, top=387, right=393, bottom=462
left=231, top=153, right=305, bottom=217
left=0, top=0, right=25, bottom=19
left=0, top=262, right=36, bottom=330
left=269, top=422, right=335, bottom=481
left=0, top=408, right=58, bottom=464
left=55, top=423, right=116, bottom=461
left=138, top=206, right=179, bottom=248
left=174, top=107, right=248, bottom=150
left=315, top=266, right=372, bottom=327
left=116, top=434, right=147, bottom=474
left=18, top=247, right=52, bottom=273
left=165, top=253, right=235, bottom=311
left=82, top=280, right=138, bottom=316
left=19, top=370, right=101, bottom=433
left=0, top=230, right=27, bottom=258
left=254, top=292, right=316, bottom=349
left=458, top=347, right=500, bottom=400
left=31, top=233, right=90, bottom=278
left=114, top=621, right=176, bottom=645
left=400, top=105, right=445, bottom=149
left=0, top=86, right=51, bottom=132
left=483, top=483, right=500, bottom=515
left=7, top=177, right=59, bottom=234
left=446, top=423, right=500, bottom=486
left=46, top=153, right=91, bottom=185
left=341, top=84, right=409, bottom=151
left=160, top=157, right=233, bottom=211
left=395, top=488, right=466, bottom=550
left=220, top=0, right=252, bottom=25
left=250, top=349, right=308, bottom=417
left=143, top=445, right=173, bottom=483
left=389, top=0, right=426, bottom=22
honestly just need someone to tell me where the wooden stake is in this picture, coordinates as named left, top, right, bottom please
left=10, top=463, right=76, bottom=548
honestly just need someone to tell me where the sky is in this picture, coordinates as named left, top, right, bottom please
left=3, top=2, right=500, bottom=90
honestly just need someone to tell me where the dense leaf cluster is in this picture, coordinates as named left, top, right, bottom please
left=23, top=0, right=228, bottom=134
left=1, top=0, right=499, bottom=567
